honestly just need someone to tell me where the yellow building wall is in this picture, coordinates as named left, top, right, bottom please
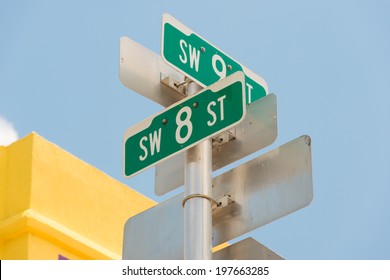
left=0, top=132, right=156, bottom=260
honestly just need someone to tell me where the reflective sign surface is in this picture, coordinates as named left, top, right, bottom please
left=123, top=135, right=313, bottom=259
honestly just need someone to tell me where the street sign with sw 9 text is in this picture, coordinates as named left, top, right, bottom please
left=161, top=13, right=268, bottom=104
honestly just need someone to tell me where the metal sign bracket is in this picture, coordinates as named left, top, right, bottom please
left=213, top=193, right=235, bottom=210
left=160, top=73, right=192, bottom=96
left=212, top=129, right=236, bottom=151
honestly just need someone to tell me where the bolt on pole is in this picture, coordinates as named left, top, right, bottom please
left=183, top=81, right=213, bottom=260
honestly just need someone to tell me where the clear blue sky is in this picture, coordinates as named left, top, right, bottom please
left=1, top=0, right=389, bottom=259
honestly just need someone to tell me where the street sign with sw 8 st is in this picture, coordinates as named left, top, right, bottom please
left=123, top=72, right=246, bottom=178
left=161, top=13, right=268, bottom=104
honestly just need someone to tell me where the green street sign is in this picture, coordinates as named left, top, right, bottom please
left=161, top=13, right=268, bottom=104
left=123, top=72, right=246, bottom=178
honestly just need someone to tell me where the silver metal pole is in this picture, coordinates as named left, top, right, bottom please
left=184, top=81, right=213, bottom=260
